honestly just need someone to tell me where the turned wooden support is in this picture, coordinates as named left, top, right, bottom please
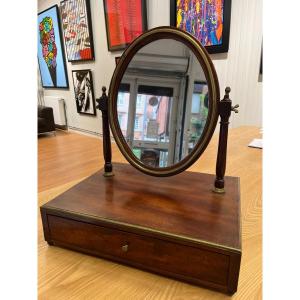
left=96, top=86, right=114, bottom=177
left=214, top=87, right=239, bottom=193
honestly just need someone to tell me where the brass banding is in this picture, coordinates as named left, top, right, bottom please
left=44, top=205, right=241, bottom=254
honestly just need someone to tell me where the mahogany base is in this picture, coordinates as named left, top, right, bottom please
left=41, top=163, right=241, bottom=294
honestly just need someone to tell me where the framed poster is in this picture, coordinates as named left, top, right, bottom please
left=170, top=0, right=232, bottom=54
left=72, top=70, right=96, bottom=116
left=103, top=0, right=147, bottom=51
left=38, top=5, right=69, bottom=88
left=60, top=0, right=95, bottom=61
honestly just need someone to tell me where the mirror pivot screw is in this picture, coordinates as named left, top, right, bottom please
left=231, top=104, right=239, bottom=113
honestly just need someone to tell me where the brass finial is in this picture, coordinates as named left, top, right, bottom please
left=102, top=86, right=107, bottom=94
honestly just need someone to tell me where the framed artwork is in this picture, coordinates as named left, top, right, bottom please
left=260, top=45, right=263, bottom=75
left=170, top=0, right=232, bottom=54
left=103, top=0, right=148, bottom=51
left=258, top=44, right=262, bottom=82
left=60, top=0, right=95, bottom=61
left=72, top=70, right=96, bottom=116
left=38, top=5, right=69, bottom=88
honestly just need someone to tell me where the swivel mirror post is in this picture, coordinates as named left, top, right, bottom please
left=96, top=86, right=114, bottom=177
left=214, top=87, right=239, bottom=193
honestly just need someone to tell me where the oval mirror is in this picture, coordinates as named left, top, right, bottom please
left=109, top=27, right=220, bottom=176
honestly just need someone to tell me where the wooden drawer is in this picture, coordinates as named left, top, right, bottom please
left=47, top=215, right=230, bottom=287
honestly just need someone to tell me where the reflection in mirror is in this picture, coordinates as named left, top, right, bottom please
left=117, top=39, right=209, bottom=168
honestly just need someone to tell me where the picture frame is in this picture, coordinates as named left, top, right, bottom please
left=258, top=44, right=262, bottom=82
left=38, top=5, right=69, bottom=88
left=72, top=69, right=96, bottom=116
left=60, top=0, right=95, bottom=62
left=103, top=0, right=148, bottom=51
left=170, top=0, right=232, bottom=54
left=260, top=45, right=263, bottom=75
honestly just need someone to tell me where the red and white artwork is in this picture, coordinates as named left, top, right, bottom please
left=60, top=0, right=94, bottom=61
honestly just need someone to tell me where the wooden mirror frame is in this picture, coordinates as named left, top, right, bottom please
left=108, top=26, right=220, bottom=177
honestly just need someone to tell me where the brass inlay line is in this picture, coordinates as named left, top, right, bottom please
left=43, top=205, right=241, bottom=254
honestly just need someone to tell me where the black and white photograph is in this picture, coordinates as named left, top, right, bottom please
left=72, top=69, right=96, bottom=115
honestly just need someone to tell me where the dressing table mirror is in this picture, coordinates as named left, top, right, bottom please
left=41, top=27, right=241, bottom=294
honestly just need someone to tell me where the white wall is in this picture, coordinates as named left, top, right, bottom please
left=38, top=0, right=262, bottom=134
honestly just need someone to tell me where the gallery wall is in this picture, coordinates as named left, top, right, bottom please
left=38, top=0, right=263, bottom=135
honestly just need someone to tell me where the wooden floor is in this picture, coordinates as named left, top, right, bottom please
left=38, top=127, right=262, bottom=299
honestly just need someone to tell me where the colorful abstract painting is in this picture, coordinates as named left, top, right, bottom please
left=38, top=5, right=68, bottom=88
left=171, top=0, right=231, bottom=53
left=60, top=0, right=94, bottom=61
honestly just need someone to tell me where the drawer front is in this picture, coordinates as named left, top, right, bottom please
left=48, top=215, right=230, bottom=285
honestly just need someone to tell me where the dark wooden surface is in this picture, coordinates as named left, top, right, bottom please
left=215, top=87, right=234, bottom=190
left=43, top=163, right=241, bottom=250
left=96, top=87, right=113, bottom=174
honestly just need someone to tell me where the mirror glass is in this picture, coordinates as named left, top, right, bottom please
left=117, top=38, right=209, bottom=168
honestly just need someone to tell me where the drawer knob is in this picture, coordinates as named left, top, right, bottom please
left=122, top=244, right=129, bottom=252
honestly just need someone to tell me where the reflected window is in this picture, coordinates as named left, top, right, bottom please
left=117, top=92, right=125, bottom=106
left=131, top=85, right=174, bottom=167
left=134, top=115, right=141, bottom=130
left=188, top=82, right=209, bottom=152
left=118, top=114, right=123, bottom=127
left=115, top=38, right=212, bottom=169
left=191, top=93, right=201, bottom=113
left=136, top=95, right=143, bottom=109
left=117, top=83, right=130, bottom=136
